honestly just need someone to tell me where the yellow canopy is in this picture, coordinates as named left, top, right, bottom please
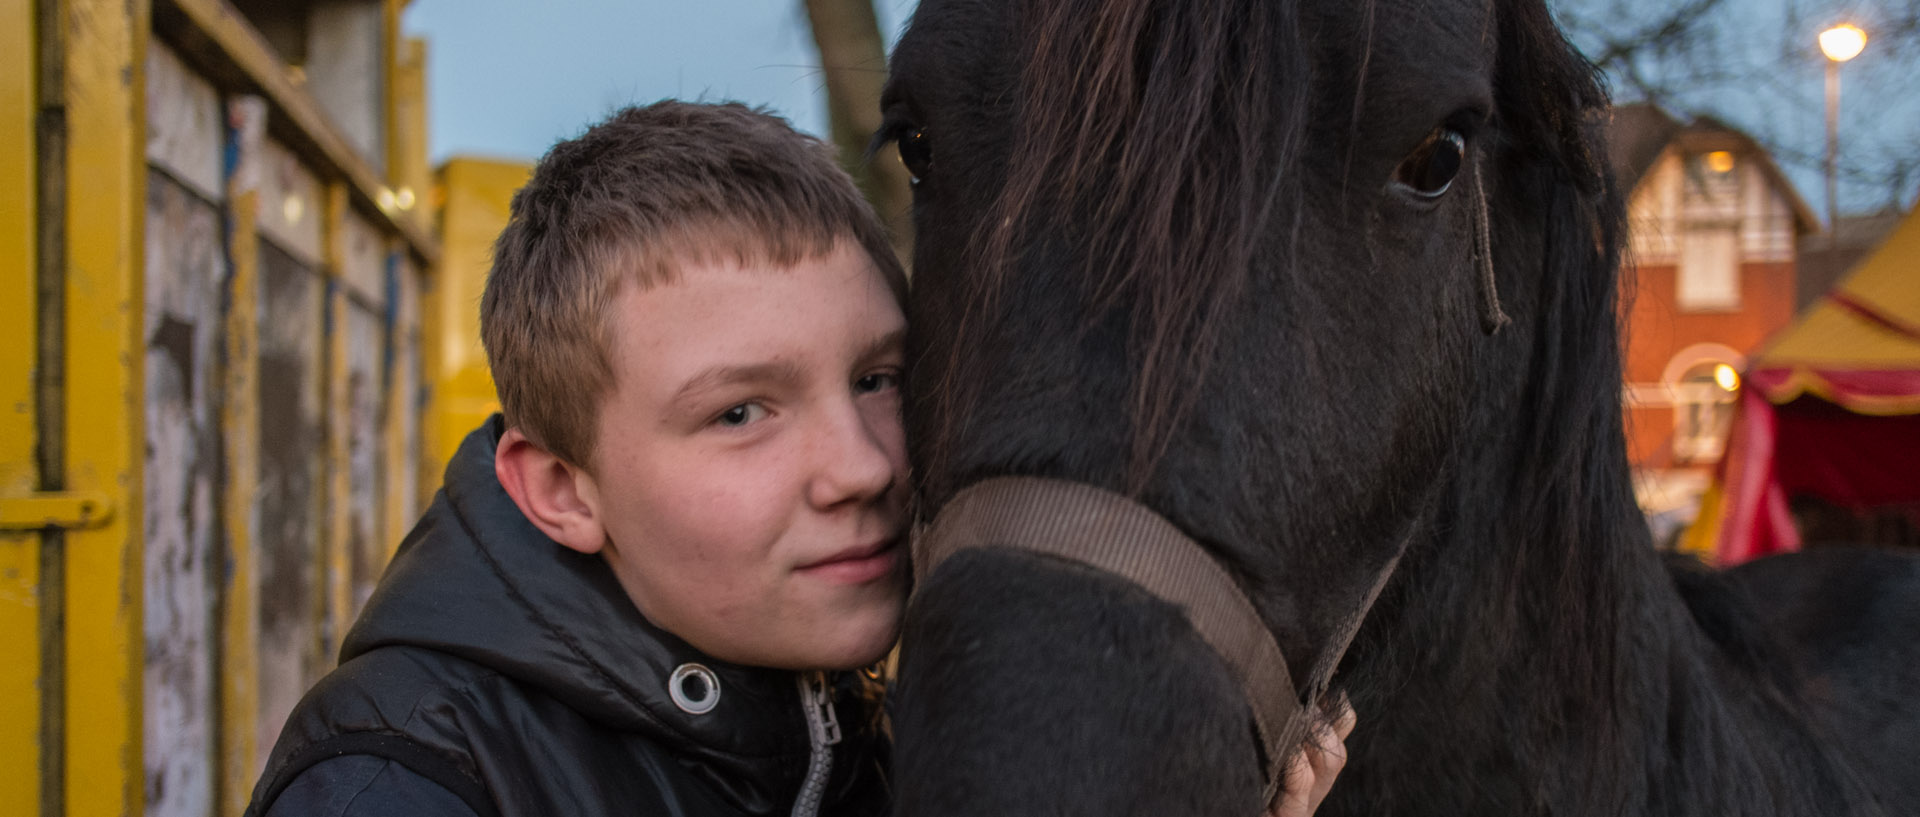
left=1752, top=207, right=1920, bottom=414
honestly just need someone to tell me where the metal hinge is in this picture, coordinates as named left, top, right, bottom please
left=0, top=492, right=115, bottom=530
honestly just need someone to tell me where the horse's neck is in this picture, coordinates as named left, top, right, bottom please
left=1342, top=457, right=1880, bottom=816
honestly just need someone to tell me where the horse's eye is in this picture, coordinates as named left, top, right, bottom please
left=1392, top=127, right=1466, bottom=198
left=898, top=127, right=933, bottom=185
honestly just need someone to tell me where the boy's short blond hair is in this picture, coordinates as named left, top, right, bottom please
left=480, top=101, right=908, bottom=468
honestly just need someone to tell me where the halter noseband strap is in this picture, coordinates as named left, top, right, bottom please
left=913, top=476, right=1302, bottom=805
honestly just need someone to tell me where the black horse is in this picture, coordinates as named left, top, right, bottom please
left=878, top=0, right=1920, bottom=815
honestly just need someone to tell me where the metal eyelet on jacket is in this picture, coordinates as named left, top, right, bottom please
left=669, top=663, right=721, bottom=714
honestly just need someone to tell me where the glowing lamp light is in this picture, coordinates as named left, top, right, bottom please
left=1713, top=364, right=1740, bottom=392
left=395, top=186, right=417, bottom=210
left=1820, top=24, right=1867, bottom=62
left=1705, top=151, right=1736, bottom=174
left=282, top=194, right=305, bottom=225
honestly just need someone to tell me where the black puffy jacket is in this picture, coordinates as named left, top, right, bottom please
left=245, top=417, right=891, bottom=817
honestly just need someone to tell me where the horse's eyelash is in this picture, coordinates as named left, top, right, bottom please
left=865, top=118, right=909, bottom=161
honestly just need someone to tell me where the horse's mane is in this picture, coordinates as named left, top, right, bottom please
left=946, top=0, right=1307, bottom=490
left=1364, top=8, right=1885, bottom=814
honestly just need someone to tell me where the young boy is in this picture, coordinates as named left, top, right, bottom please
left=244, top=100, right=1352, bottom=817
left=245, top=101, right=908, bottom=817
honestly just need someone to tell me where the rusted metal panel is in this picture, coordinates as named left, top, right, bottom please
left=305, top=0, right=385, bottom=171
left=341, top=210, right=387, bottom=310
left=144, top=42, right=220, bottom=202
left=385, top=254, right=423, bottom=556
left=345, top=299, right=384, bottom=610
left=141, top=169, right=221, bottom=817
left=256, top=139, right=324, bottom=269
left=142, top=43, right=224, bottom=817
left=333, top=199, right=389, bottom=614
left=254, top=237, right=326, bottom=769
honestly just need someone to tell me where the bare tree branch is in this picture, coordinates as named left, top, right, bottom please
left=1553, top=0, right=1920, bottom=212
left=803, top=0, right=916, bottom=264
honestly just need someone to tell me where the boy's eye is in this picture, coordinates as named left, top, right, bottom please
left=854, top=371, right=901, bottom=395
left=716, top=403, right=768, bottom=428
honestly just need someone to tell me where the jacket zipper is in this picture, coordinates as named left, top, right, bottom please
left=791, top=671, right=842, bottom=817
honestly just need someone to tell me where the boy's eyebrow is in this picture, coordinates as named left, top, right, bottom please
left=855, top=328, right=907, bottom=365
left=671, top=360, right=806, bottom=404
left=670, top=328, right=905, bottom=406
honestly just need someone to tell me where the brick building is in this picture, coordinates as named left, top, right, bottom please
left=1607, top=104, right=1820, bottom=533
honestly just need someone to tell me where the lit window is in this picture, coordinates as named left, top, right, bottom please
left=1672, top=362, right=1739, bottom=463
left=1685, top=151, right=1741, bottom=214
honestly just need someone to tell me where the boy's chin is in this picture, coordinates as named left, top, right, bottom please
left=819, top=624, right=902, bottom=671
left=776, top=607, right=903, bottom=672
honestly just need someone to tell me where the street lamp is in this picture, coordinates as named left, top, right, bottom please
left=1820, top=23, right=1867, bottom=247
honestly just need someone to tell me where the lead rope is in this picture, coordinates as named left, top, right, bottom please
left=1302, top=547, right=1404, bottom=701
left=1473, top=157, right=1511, bottom=335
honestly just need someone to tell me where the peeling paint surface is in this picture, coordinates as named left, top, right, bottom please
left=341, top=212, right=386, bottom=308
left=144, top=43, right=222, bottom=201
left=346, top=301, right=383, bottom=611
left=306, top=2, right=387, bottom=171
left=255, top=239, right=325, bottom=763
left=378, top=254, right=427, bottom=563
left=142, top=171, right=222, bottom=817
left=256, top=141, right=324, bottom=268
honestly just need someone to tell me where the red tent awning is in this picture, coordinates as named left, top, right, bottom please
left=1699, top=207, right=1920, bottom=563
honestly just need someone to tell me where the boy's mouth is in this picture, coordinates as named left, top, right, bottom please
left=795, top=535, right=904, bottom=585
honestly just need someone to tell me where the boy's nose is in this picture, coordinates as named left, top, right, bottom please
left=808, top=401, right=899, bottom=510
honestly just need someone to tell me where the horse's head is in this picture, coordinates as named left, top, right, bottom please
left=884, top=0, right=1622, bottom=813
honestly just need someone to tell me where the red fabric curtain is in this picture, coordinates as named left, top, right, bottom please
left=1713, top=387, right=1920, bottom=563
left=1715, top=388, right=1800, bottom=564
left=1772, top=397, right=1920, bottom=508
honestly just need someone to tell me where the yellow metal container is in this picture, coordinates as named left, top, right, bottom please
left=428, top=157, right=530, bottom=476
left=4, top=2, right=440, bottom=815
left=1, top=2, right=45, bottom=814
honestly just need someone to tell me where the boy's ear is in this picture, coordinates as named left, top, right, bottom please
left=495, top=427, right=607, bottom=555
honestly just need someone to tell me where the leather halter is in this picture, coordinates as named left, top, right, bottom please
left=913, top=476, right=1399, bottom=806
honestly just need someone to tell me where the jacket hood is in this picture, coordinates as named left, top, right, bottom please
left=342, top=416, right=830, bottom=764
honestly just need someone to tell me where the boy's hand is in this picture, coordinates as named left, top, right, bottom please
left=1269, top=700, right=1358, bottom=817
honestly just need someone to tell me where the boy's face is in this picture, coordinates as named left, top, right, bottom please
left=582, top=240, right=908, bottom=671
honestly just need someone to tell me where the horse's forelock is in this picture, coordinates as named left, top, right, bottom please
left=965, top=0, right=1311, bottom=491
left=1494, top=0, right=1612, bottom=190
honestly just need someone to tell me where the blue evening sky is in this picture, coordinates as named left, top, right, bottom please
left=402, top=0, right=915, bottom=162
left=403, top=1, right=1916, bottom=217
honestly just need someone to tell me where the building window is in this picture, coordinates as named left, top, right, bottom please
left=1684, top=151, right=1742, bottom=219
left=1677, top=151, right=1742, bottom=311
left=1678, top=224, right=1740, bottom=310
left=1672, top=361, right=1740, bottom=463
